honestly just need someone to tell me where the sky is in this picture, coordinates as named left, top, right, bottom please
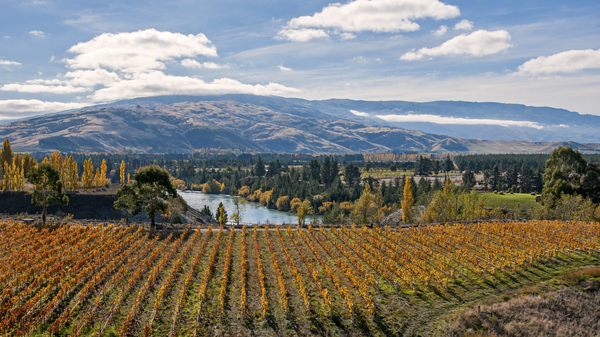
left=1, top=0, right=600, bottom=120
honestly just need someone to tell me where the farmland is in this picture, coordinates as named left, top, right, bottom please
left=0, top=220, right=599, bottom=336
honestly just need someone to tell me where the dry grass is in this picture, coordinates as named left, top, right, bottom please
left=437, top=277, right=600, bottom=337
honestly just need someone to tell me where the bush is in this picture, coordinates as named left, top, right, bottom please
left=173, top=214, right=184, bottom=224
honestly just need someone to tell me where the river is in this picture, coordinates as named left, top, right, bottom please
left=179, top=191, right=322, bottom=225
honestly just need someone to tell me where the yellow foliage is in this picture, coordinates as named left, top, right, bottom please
left=318, top=201, right=333, bottom=214
left=259, top=190, right=273, bottom=205
left=238, top=185, right=251, bottom=197
left=202, top=179, right=223, bottom=194
left=401, top=177, right=414, bottom=223
left=339, top=201, right=354, bottom=214
left=290, top=198, right=302, bottom=213
left=276, top=196, right=290, bottom=211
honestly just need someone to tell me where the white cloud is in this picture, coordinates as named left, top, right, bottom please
left=90, top=71, right=300, bottom=102
left=350, top=109, right=370, bottom=117
left=0, top=99, right=86, bottom=118
left=433, top=25, right=448, bottom=36
left=63, top=69, right=121, bottom=87
left=0, top=28, right=299, bottom=110
left=66, top=29, right=218, bottom=73
left=0, top=60, right=21, bottom=66
left=181, top=59, right=230, bottom=69
left=400, top=29, right=511, bottom=61
left=277, top=65, right=292, bottom=71
left=339, top=32, right=356, bottom=40
left=28, top=30, right=46, bottom=37
left=286, top=0, right=459, bottom=33
left=1, top=69, right=120, bottom=93
left=454, top=19, right=473, bottom=31
left=275, top=28, right=329, bottom=42
left=376, top=114, right=544, bottom=129
left=1, top=81, right=89, bottom=94
left=516, top=49, right=600, bottom=75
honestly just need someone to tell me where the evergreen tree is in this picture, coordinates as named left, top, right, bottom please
left=254, top=157, right=265, bottom=177
left=519, top=163, right=532, bottom=193
left=461, top=170, right=476, bottom=191
left=444, top=156, right=454, bottom=173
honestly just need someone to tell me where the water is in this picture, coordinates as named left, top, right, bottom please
left=180, top=191, right=321, bottom=225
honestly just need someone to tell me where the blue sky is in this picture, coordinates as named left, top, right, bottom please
left=1, top=0, right=599, bottom=120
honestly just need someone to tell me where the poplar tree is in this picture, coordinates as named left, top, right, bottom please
left=94, top=167, right=101, bottom=188
left=82, top=159, right=94, bottom=190
left=100, top=159, right=107, bottom=187
left=401, top=177, right=414, bottom=223
left=0, top=139, right=14, bottom=181
left=120, top=160, right=126, bottom=185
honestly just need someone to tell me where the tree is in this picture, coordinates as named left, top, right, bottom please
left=344, top=163, right=361, bottom=187
left=461, top=170, right=476, bottom=191
left=133, top=165, right=178, bottom=228
left=166, top=195, right=189, bottom=225
left=231, top=197, right=246, bottom=225
left=82, top=159, right=94, bottom=190
left=114, top=185, right=140, bottom=225
left=120, top=160, right=126, bottom=185
left=201, top=205, right=213, bottom=218
left=401, top=177, right=414, bottom=223
left=100, top=159, right=107, bottom=187
left=296, top=199, right=313, bottom=226
left=351, top=183, right=377, bottom=224
left=444, top=156, right=454, bottom=173
left=254, top=157, right=265, bottom=177
left=0, top=139, right=14, bottom=181
left=28, top=164, right=69, bottom=224
left=217, top=203, right=227, bottom=228
left=542, top=146, right=587, bottom=202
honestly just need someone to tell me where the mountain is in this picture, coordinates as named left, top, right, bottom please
left=2, top=95, right=600, bottom=154
left=78, top=95, right=600, bottom=143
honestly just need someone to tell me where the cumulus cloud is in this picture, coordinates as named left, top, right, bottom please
left=350, top=109, right=370, bottom=117
left=28, top=30, right=46, bottom=37
left=277, top=0, right=459, bottom=41
left=516, top=49, right=600, bottom=75
left=400, top=29, right=511, bottom=61
left=454, top=19, right=473, bottom=30
left=277, top=65, right=292, bottom=71
left=433, top=25, right=448, bottom=36
left=0, top=99, right=87, bottom=118
left=0, top=29, right=298, bottom=111
left=376, top=114, right=544, bottom=129
left=89, top=71, right=300, bottom=101
left=0, top=60, right=21, bottom=67
left=339, top=32, right=356, bottom=40
left=66, top=29, right=218, bottom=73
left=180, top=59, right=230, bottom=69
left=275, top=28, right=329, bottom=42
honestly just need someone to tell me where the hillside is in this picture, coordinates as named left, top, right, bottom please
left=2, top=96, right=600, bottom=154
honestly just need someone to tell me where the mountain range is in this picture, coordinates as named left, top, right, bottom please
left=1, top=95, right=600, bottom=154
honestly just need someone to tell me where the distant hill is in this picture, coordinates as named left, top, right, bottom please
left=2, top=95, right=600, bottom=154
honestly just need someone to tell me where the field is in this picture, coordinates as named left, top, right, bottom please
left=482, top=192, right=538, bottom=210
left=0, top=220, right=599, bottom=336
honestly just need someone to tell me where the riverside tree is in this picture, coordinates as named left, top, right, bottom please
left=133, top=165, right=178, bottom=228
left=28, top=163, right=69, bottom=224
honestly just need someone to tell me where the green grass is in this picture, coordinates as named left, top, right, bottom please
left=482, top=192, right=538, bottom=209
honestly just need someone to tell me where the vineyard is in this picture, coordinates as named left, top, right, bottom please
left=0, top=220, right=599, bottom=336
